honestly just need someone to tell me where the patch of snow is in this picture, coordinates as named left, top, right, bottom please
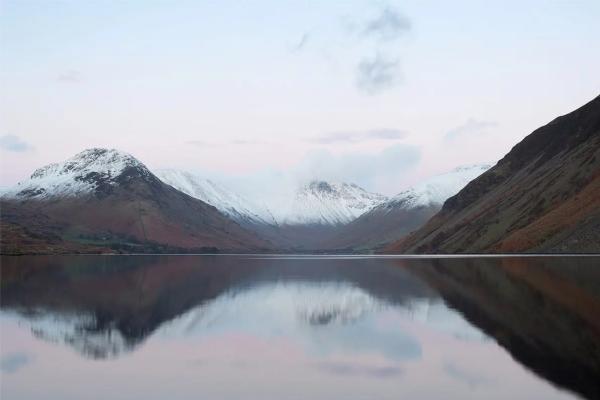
left=155, top=169, right=276, bottom=225
left=380, top=164, right=492, bottom=211
left=272, top=181, right=388, bottom=225
left=155, top=171, right=387, bottom=226
left=1, top=148, right=149, bottom=199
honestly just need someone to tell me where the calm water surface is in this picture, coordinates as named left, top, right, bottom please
left=1, top=255, right=599, bottom=400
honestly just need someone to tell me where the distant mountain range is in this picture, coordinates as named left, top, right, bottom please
left=156, top=171, right=387, bottom=227
left=0, top=149, right=484, bottom=253
left=1, top=94, right=598, bottom=254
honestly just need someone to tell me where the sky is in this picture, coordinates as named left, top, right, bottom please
left=1, top=0, right=599, bottom=196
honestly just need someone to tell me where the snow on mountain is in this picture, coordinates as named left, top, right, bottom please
left=1, top=148, right=150, bottom=199
left=156, top=172, right=387, bottom=227
left=155, top=169, right=276, bottom=225
left=1, top=147, right=484, bottom=230
left=1, top=148, right=386, bottom=228
left=273, top=181, right=388, bottom=226
left=382, top=164, right=492, bottom=211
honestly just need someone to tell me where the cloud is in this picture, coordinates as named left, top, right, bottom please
left=295, top=143, right=421, bottom=194
left=205, top=143, right=421, bottom=202
left=298, top=5, right=410, bottom=95
left=444, top=362, right=491, bottom=387
left=356, top=53, right=401, bottom=94
left=444, top=119, right=498, bottom=142
left=186, top=139, right=267, bottom=147
left=57, top=70, right=81, bottom=83
left=1, top=353, right=32, bottom=374
left=186, top=140, right=216, bottom=147
left=0, top=135, right=33, bottom=152
left=229, top=139, right=267, bottom=145
left=314, top=361, right=403, bottom=379
left=362, top=7, right=411, bottom=42
left=310, top=128, right=406, bottom=144
left=291, top=33, right=310, bottom=52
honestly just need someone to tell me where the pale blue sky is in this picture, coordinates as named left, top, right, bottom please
left=1, top=0, right=599, bottom=194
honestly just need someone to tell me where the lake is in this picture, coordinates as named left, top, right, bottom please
left=1, top=255, right=599, bottom=400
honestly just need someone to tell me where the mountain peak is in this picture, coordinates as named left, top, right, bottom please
left=4, top=148, right=152, bottom=199
left=307, top=180, right=335, bottom=194
left=30, top=148, right=144, bottom=179
left=282, top=180, right=387, bottom=225
left=388, top=163, right=492, bottom=209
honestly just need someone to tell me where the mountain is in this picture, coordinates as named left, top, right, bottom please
left=155, top=173, right=386, bottom=228
left=325, top=164, right=491, bottom=251
left=388, top=95, right=600, bottom=253
left=256, top=180, right=388, bottom=250
left=155, top=169, right=275, bottom=226
left=154, top=172, right=389, bottom=249
left=1, top=148, right=269, bottom=254
left=274, top=181, right=387, bottom=226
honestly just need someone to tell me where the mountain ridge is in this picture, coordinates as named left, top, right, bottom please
left=387, top=94, right=600, bottom=253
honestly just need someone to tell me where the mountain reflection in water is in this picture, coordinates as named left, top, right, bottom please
left=1, top=255, right=599, bottom=400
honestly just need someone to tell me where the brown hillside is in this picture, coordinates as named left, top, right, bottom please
left=387, top=94, right=600, bottom=253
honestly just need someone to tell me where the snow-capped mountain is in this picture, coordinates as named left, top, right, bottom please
left=0, top=146, right=492, bottom=252
left=273, top=181, right=388, bottom=226
left=1, top=148, right=270, bottom=253
left=325, top=164, right=492, bottom=250
left=155, top=169, right=275, bottom=225
left=155, top=173, right=387, bottom=227
left=381, top=164, right=492, bottom=211
left=1, top=148, right=152, bottom=199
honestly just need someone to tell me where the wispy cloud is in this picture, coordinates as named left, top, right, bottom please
left=186, top=140, right=216, bottom=147
left=313, top=361, right=403, bottom=379
left=186, top=139, right=268, bottom=147
left=295, top=143, right=421, bottom=194
left=362, top=7, right=411, bottom=42
left=444, top=362, right=491, bottom=387
left=1, top=353, right=32, bottom=374
left=310, top=128, right=406, bottom=144
left=356, top=53, right=401, bottom=94
left=292, top=33, right=310, bottom=52
left=230, top=139, right=267, bottom=145
left=0, top=135, right=34, bottom=152
left=294, top=5, right=410, bottom=95
left=444, top=119, right=498, bottom=142
left=57, top=70, right=82, bottom=83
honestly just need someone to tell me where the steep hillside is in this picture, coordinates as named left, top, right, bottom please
left=1, top=149, right=269, bottom=254
left=388, top=95, right=600, bottom=253
left=155, top=169, right=275, bottom=226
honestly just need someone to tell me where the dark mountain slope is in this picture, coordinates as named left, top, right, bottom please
left=324, top=203, right=440, bottom=252
left=387, top=95, right=600, bottom=253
